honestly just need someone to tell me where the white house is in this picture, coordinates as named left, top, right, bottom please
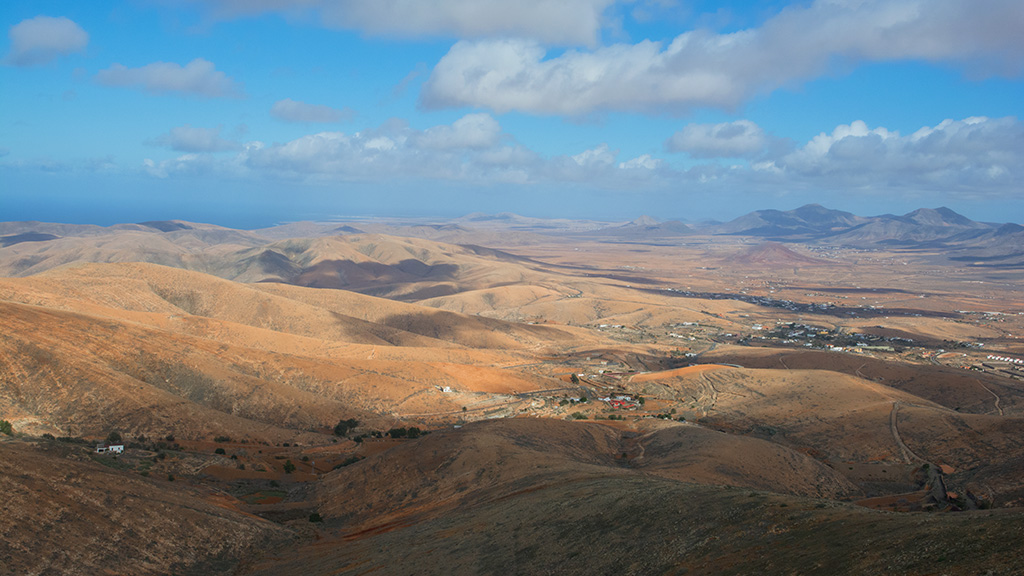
left=95, top=444, right=124, bottom=454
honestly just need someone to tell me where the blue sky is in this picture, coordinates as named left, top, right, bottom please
left=2, top=0, right=1022, bottom=227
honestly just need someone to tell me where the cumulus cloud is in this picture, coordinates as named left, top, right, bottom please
left=666, top=120, right=768, bottom=158
left=193, top=0, right=616, bottom=45
left=95, top=58, right=242, bottom=98
left=245, top=115, right=518, bottom=180
left=141, top=112, right=666, bottom=189
left=422, top=0, right=1024, bottom=115
left=572, top=144, right=617, bottom=167
left=134, top=112, right=1023, bottom=205
left=412, top=113, right=502, bottom=149
left=5, top=16, right=88, bottom=66
left=270, top=98, right=353, bottom=123
left=775, top=117, right=1023, bottom=192
left=149, top=125, right=240, bottom=152
left=619, top=154, right=662, bottom=170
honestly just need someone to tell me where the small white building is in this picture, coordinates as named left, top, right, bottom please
left=95, top=443, right=124, bottom=454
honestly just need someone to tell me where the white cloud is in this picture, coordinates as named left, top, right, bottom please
left=619, top=154, right=661, bottom=170
left=5, top=16, right=88, bottom=66
left=95, top=58, right=242, bottom=98
left=193, top=0, right=616, bottom=46
left=270, top=98, right=353, bottom=123
left=141, top=113, right=669, bottom=190
left=572, top=144, right=616, bottom=167
left=775, top=117, right=1023, bottom=193
left=666, top=120, right=768, bottom=158
left=149, top=125, right=240, bottom=152
left=422, top=0, right=1024, bottom=115
left=412, top=113, right=501, bottom=150
left=133, top=111, right=1023, bottom=206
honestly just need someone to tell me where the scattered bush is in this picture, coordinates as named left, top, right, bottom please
left=333, top=455, right=365, bottom=470
left=42, top=432, right=55, bottom=440
left=570, top=412, right=588, bottom=420
left=167, top=474, right=175, bottom=482
left=301, top=455, right=309, bottom=462
left=0, top=420, right=14, bottom=436
left=106, top=431, right=122, bottom=443
left=214, top=435, right=231, bottom=443
left=333, top=418, right=360, bottom=437
left=283, top=460, right=296, bottom=474
left=309, top=513, right=323, bottom=523
left=214, top=447, right=226, bottom=455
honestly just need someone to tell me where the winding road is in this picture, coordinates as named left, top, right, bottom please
left=976, top=379, right=1004, bottom=416
left=889, top=401, right=925, bottom=464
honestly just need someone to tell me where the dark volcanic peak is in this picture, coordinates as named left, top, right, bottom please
left=713, top=204, right=1014, bottom=252
left=138, top=220, right=194, bottom=232
left=902, top=207, right=979, bottom=228
left=592, top=215, right=691, bottom=238
left=789, top=203, right=862, bottom=227
left=995, top=223, right=1024, bottom=236
left=714, top=204, right=866, bottom=238
left=629, top=215, right=659, bottom=227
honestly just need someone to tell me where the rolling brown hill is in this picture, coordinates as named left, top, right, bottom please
left=0, top=262, right=590, bottom=441
left=243, top=418, right=1024, bottom=576
left=4, top=217, right=1024, bottom=575
left=0, top=227, right=553, bottom=302
left=630, top=364, right=1024, bottom=506
left=1, top=439, right=289, bottom=576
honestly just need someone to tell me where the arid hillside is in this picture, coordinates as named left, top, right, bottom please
left=0, top=439, right=289, bottom=576
left=245, top=419, right=1024, bottom=576
left=3, top=217, right=1024, bottom=575
left=0, top=262, right=592, bottom=442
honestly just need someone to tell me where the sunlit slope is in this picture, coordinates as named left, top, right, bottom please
left=0, top=262, right=577, bottom=350
left=0, top=223, right=265, bottom=277
left=0, top=227, right=553, bottom=300
left=632, top=365, right=1024, bottom=503
left=0, top=264, right=578, bottom=439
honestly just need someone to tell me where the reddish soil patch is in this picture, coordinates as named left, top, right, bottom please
left=630, top=364, right=728, bottom=383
